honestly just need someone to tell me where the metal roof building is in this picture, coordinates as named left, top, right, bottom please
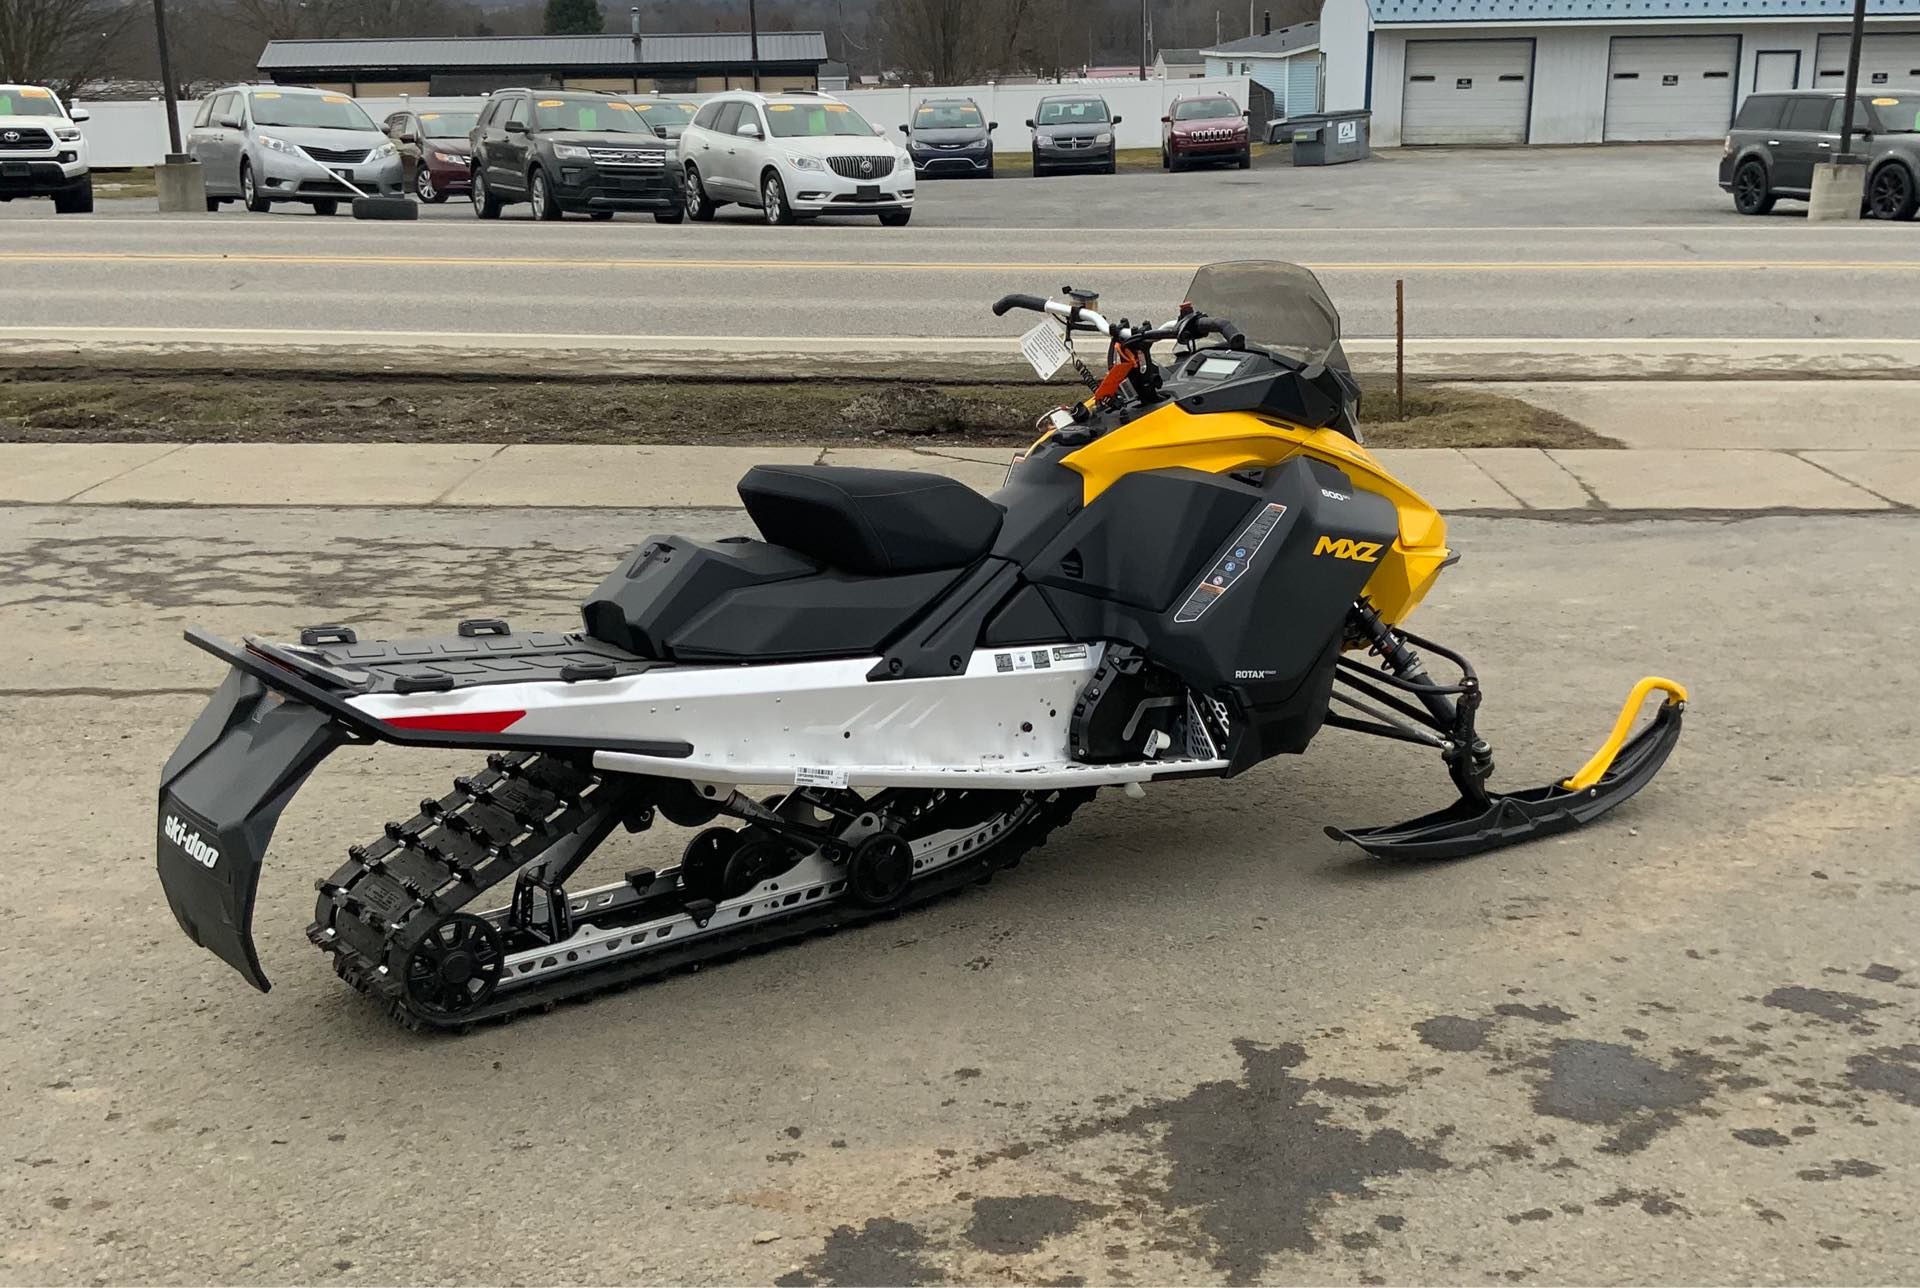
left=1305, top=0, right=1920, bottom=145
left=257, top=31, right=830, bottom=96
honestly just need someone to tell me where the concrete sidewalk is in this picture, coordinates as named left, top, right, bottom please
left=2, top=442, right=1910, bottom=510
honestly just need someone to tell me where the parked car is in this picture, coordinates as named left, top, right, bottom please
left=1722, top=88, right=1920, bottom=220
left=1026, top=95, right=1120, bottom=176
left=899, top=96, right=996, bottom=179
left=384, top=106, right=479, bottom=203
left=680, top=90, right=915, bottom=226
left=188, top=85, right=402, bottom=214
left=469, top=88, right=683, bottom=222
left=1161, top=94, right=1251, bottom=171
left=632, top=97, right=699, bottom=143
left=0, top=83, right=92, bottom=213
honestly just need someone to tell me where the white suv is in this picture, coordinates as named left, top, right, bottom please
left=680, top=91, right=914, bottom=226
left=0, top=84, right=92, bottom=213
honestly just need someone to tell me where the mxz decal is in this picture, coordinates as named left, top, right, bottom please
left=1314, top=535, right=1383, bottom=564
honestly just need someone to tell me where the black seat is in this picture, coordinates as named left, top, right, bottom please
left=738, top=465, right=1004, bottom=577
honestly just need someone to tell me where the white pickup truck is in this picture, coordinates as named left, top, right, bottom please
left=0, top=83, right=93, bottom=213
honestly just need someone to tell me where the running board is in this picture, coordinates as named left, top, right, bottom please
left=591, top=751, right=1229, bottom=790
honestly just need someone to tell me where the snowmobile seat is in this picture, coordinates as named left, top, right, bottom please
left=738, top=464, right=1004, bottom=576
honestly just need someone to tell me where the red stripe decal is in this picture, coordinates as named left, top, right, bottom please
left=387, top=710, right=526, bottom=734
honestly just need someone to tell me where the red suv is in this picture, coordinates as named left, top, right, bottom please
left=1161, top=95, right=1251, bottom=172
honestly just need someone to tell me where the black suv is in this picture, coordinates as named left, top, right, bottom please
left=1721, top=88, right=1920, bottom=220
left=470, top=89, right=684, bottom=222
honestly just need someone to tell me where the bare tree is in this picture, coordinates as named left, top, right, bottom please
left=881, top=0, right=994, bottom=84
left=0, top=0, right=137, bottom=91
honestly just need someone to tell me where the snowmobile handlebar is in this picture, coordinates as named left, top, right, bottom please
left=992, top=293, right=1246, bottom=354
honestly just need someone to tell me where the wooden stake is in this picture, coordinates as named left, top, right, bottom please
left=1395, top=278, right=1406, bottom=420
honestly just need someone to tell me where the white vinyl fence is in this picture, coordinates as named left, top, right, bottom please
left=77, top=76, right=1253, bottom=167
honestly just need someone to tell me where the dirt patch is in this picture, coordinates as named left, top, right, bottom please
left=0, top=368, right=1615, bottom=450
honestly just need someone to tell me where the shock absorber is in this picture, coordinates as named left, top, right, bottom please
left=1348, top=600, right=1495, bottom=801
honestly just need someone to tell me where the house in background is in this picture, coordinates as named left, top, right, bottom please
left=1199, top=19, right=1325, bottom=116
left=256, top=31, right=829, bottom=96
left=1153, top=47, right=1209, bottom=77
left=1313, top=0, right=1920, bottom=146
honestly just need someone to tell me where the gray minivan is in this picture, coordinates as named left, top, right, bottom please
left=1026, top=95, right=1121, bottom=176
left=1720, top=88, right=1920, bottom=219
left=900, top=97, right=997, bottom=178
left=188, top=85, right=404, bottom=214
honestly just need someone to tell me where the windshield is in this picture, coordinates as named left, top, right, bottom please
left=633, top=100, right=697, bottom=135
left=416, top=110, right=479, bottom=138
left=915, top=102, right=983, bottom=129
left=0, top=87, right=65, bottom=118
left=533, top=97, right=655, bottom=132
left=1037, top=99, right=1108, bottom=125
left=1174, top=98, right=1239, bottom=120
left=1184, top=261, right=1342, bottom=370
left=250, top=92, right=375, bottom=131
left=767, top=101, right=878, bottom=137
left=1868, top=94, right=1920, bottom=133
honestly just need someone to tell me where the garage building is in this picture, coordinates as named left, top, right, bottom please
left=1312, top=0, right=1920, bottom=146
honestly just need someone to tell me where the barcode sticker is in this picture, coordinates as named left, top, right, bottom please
left=1019, top=321, right=1071, bottom=380
left=795, top=766, right=849, bottom=788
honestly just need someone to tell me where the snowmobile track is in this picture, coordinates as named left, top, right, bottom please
left=310, top=753, right=1089, bottom=1033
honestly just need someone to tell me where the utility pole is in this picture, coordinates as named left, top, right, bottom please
left=1139, top=0, right=1147, bottom=79
left=748, top=0, right=762, bottom=90
left=1836, top=0, right=1867, bottom=158
left=151, top=0, right=182, bottom=155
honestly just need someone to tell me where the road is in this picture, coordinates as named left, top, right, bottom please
left=2, top=145, right=1917, bottom=349
left=2, top=503, right=1916, bottom=1285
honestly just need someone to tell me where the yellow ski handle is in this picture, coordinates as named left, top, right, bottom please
left=1560, top=677, right=1690, bottom=792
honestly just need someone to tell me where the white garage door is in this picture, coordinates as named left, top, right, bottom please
left=1814, top=33, right=1920, bottom=91
left=1604, top=36, right=1739, bottom=141
left=1402, top=40, right=1533, bottom=144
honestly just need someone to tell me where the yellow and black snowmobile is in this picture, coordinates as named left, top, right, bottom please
left=156, top=261, right=1685, bottom=1029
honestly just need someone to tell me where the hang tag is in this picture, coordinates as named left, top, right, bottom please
left=1019, top=321, right=1071, bottom=380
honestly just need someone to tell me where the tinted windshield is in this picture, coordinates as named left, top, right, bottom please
left=1868, top=94, right=1920, bottom=133
left=1184, top=261, right=1342, bottom=370
left=0, top=87, right=65, bottom=118
left=1174, top=98, right=1238, bottom=120
left=915, top=102, right=983, bottom=128
left=1037, top=99, right=1108, bottom=125
left=633, top=100, right=697, bottom=134
left=532, top=97, right=654, bottom=132
left=250, top=92, right=375, bottom=130
left=766, top=101, right=877, bottom=137
left=416, top=110, right=478, bottom=138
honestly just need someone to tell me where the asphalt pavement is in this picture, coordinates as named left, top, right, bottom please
left=2, top=501, right=1916, bottom=1285
left=2, top=145, right=1917, bottom=352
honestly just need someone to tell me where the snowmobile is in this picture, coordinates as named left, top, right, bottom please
left=155, top=261, right=1687, bottom=1030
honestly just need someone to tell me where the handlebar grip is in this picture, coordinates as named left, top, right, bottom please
left=992, top=293, right=1050, bottom=317
left=1214, top=318, right=1246, bottom=348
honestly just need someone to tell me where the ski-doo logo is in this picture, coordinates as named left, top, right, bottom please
left=164, top=814, right=221, bottom=870
left=1314, top=536, right=1383, bottom=564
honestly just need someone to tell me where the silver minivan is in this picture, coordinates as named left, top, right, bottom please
left=188, top=85, right=404, bottom=214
